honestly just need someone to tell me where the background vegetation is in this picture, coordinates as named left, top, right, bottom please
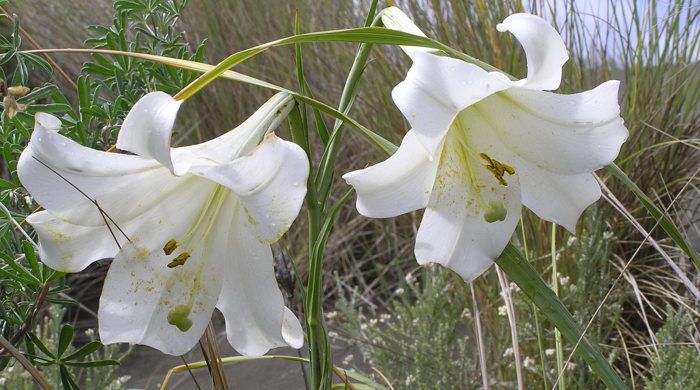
left=1, top=0, right=698, bottom=388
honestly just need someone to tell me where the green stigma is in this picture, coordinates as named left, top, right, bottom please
left=483, top=199, right=507, bottom=223
left=167, top=305, right=193, bottom=332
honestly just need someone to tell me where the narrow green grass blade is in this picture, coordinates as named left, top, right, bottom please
left=495, top=244, right=629, bottom=390
left=23, top=48, right=400, bottom=155
left=606, top=163, right=700, bottom=270
left=174, top=26, right=500, bottom=100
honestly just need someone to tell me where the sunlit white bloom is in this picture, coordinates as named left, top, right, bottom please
left=344, top=8, right=628, bottom=281
left=19, top=92, right=308, bottom=356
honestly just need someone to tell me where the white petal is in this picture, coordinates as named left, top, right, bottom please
left=26, top=211, right=119, bottom=272
left=115, top=92, right=182, bottom=173
left=343, top=130, right=439, bottom=218
left=190, top=133, right=308, bottom=244
left=496, top=13, right=569, bottom=90
left=380, top=6, right=432, bottom=60
left=216, top=208, right=301, bottom=356
left=392, top=52, right=512, bottom=154
left=415, top=132, right=521, bottom=282
left=470, top=81, right=628, bottom=174
left=98, top=187, right=229, bottom=355
left=455, top=109, right=603, bottom=233
left=170, top=92, right=295, bottom=176
left=281, top=307, right=304, bottom=349
left=518, top=167, right=601, bottom=232
left=17, top=119, right=181, bottom=226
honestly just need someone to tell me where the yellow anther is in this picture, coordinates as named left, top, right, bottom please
left=167, top=252, right=191, bottom=268
left=480, top=153, right=515, bottom=186
left=163, top=239, right=178, bottom=255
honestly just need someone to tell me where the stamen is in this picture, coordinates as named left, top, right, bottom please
left=167, top=252, right=191, bottom=268
left=480, top=153, right=515, bottom=186
left=163, top=239, right=178, bottom=255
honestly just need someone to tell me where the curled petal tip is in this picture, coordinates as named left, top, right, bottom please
left=35, top=112, right=62, bottom=131
left=282, top=307, right=304, bottom=349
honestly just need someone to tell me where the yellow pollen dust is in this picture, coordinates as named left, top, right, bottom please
left=167, top=252, right=191, bottom=268
left=163, top=239, right=178, bottom=255
left=480, top=153, right=515, bottom=186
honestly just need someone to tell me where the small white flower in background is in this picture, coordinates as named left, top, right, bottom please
left=559, top=275, right=570, bottom=285
left=503, top=347, right=514, bottom=357
left=369, top=318, right=378, bottom=327
left=360, top=323, right=368, bottom=330
left=115, top=376, right=131, bottom=386
left=343, top=7, right=628, bottom=282
left=603, top=231, right=615, bottom=240
left=84, top=328, right=95, bottom=339
left=498, top=305, right=509, bottom=316
left=405, top=374, right=417, bottom=385
left=509, top=282, right=521, bottom=293
left=328, top=331, right=339, bottom=340
left=19, top=92, right=308, bottom=357
left=380, top=313, right=391, bottom=322
left=395, top=287, right=405, bottom=295
left=325, top=311, right=338, bottom=320
left=342, top=354, right=354, bottom=365
left=404, top=272, right=417, bottom=284
left=545, top=348, right=556, bottom=356
left=523, top=356, right=536, bottom=367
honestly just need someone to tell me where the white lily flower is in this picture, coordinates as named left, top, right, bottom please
left=343, top=8, right=628, bottom=281
left=18, top=92, right=308, bottom=356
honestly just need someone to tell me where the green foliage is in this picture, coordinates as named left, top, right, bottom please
left=644, top=307, right=700, bottom=390
left=0, top=307, right=132, bottom=390
left=335, top=267, right=480, bottom=389
left=0, top=0, right=205, bottom=388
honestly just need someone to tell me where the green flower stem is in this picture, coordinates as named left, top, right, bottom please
left=551, top=223, right=566, bottom=390
left=495, top=244, right=629, bottom=390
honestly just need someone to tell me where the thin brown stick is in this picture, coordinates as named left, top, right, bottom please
left=0, top=6, right=77, bottom=90
left=201, top=322, right=229, bottom=390
left=0, top=335, right=52, bottom=390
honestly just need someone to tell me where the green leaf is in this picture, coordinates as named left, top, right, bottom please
left=64, top=359, right=120, bottom=368
left=62, top=341, right=102, bottom=361
left=1, top=253, right=41, bottom=285
left=57, top=324, right=74, bottom=357
left=59, top=365, right=80, bottom=390
left=22, top=240, right=41, bottom=280
left=175, top=26, right=499, bottom=101
left=46, top=270, right=66, bottom=283
left=17, top=84, right=60, bottom=103
left=606, top=163, right=700, bottom=270
left=495, top=244, right=629, bottom=390
left=0, top=177, right=17, bottom=190
left=26, top=332, right=55, bottom=359
left=46, top=297, right=79, bottom=306
left=25, top=103, right=72, bottom=114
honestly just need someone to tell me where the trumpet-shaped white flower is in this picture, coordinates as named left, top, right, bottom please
left=19, top=92, right=308, bottom=356
left=343, top=9, right=628, bottom=281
